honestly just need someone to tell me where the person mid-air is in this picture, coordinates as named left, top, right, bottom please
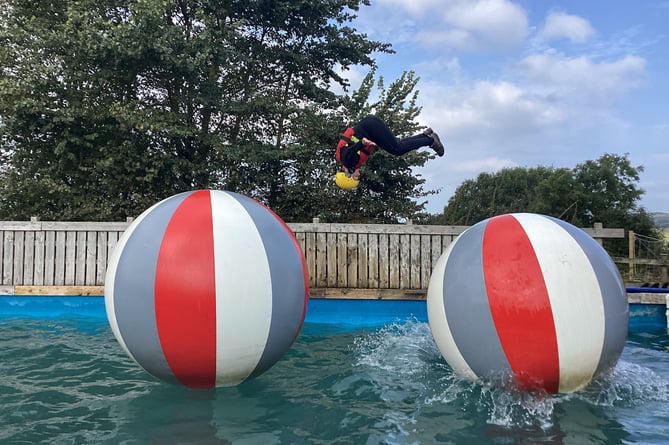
left=334, top=115, right=445, bottom=190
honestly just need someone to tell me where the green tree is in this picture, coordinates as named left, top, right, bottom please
left=0, top=0, right=392, bottom=221
left=571, top=153, right=658, bottom=255
left=433, top=153, right=658, bottom=254
left=434, top=166, right=573, bottom=225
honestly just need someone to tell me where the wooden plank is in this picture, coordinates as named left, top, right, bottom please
left=65, top=231, right=77, bottom=285
left=420, top=234, right=432, bottom=289
left=627, top=292, right=667, bottom=305
left=399, top=234, right=411, bottom=289
left=379, top=233, right=388, bottom=289
left=358, top=234, right=369, bottom=288
left=315, top=232, right=327, bottom=288
left=33, top=231, right=46, bottom=286
left=303, top=232, right=316, bottom=288
left=23, top=231, right=35, bottom=285
left=310, top=288, right=664, bottom=302
left=409, top=234, right=421, bottom=289
left=294, top=232, right=306, bottom=257
left=368, top=234, right=379, bottom=288
left=12, top=231, right=25, bottom=285
left=75, top=231, right=87, bottom=285
left=431, top=235, right=443, bottom=272
left=346, top=233, right=358, bottom=287
left=0, top=221, right=131, bottom=231
left=14, top=285, right=105, bottom=296
left=107, top=232, right=121, bottom=265
left=3, top=231, right=14, bottom=285
left=54, top=231, right=66, bottom=286
left=442, top=235, right=453, bottom=254
left=287, top=222, right=469, bottom=236
left=336, top=233, right=348, bottom=287
left=44, top=231, right=56, bottom=286
left=326, top=233, right=337, bottom=288
left=85, top=231, right=97, bottom=286
left=309, top=287, right=427, bottom=300
left=95, top=232, right=108, bottom=286
left=387, top=234, right=399, bottom=288
left=613, top=257, right=669, bottom=266
left=0, top=232, right=3, bottom=285
left=0, top=284, right=662, bottom=302
left=294, top=232, right=308, bottom=284
left=0, top=221, right=44, bottom=231
left=287, top=222, right=623, bottom=239
left=582, top=227, right=625, bottom=239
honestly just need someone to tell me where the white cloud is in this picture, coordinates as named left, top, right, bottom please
left=413, top=57, right=463, bottom=80
left=417, top=79, right=563, bottom=143
left=454, top=156, right=517, bottom=173
left=358, top=0, right=528, bottom=52
left=437, top=0, right=529, bottom=50
left=539, top=11, right=595, bottom=44
left=518, top=53, right=646, bottom=99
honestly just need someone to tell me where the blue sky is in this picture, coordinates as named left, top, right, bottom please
left=340, top=0, right=669, bottom=214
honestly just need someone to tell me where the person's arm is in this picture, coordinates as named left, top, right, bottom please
left=351, top=138, right=377, bottom=170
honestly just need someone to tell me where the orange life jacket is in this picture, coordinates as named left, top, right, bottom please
left=336, top=127, right=376, bottom=169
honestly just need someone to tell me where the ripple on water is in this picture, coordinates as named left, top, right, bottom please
left=1, top=317, right=669, bottom=444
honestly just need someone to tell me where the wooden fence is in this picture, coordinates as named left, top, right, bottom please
left=0, top=219, right=627, bottom=298
left=291, top=223, right=467, bottom=299
left=0, top=220, right=128, bottom=294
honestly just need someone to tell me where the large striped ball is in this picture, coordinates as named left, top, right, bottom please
left=105, top=190, right=309, bottom=389
left=427, top=213, right=628, bottom=393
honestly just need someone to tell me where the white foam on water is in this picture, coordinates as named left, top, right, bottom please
left=574, top=358, right=669, bottom=406
left=352, top=320, right=443, bottom=444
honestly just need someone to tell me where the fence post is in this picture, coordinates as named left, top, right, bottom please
left=628, top=230, right=635, bottom=281
left=593, top=222, right=603, bottom=245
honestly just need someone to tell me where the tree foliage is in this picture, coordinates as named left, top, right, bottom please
left=0, top=0, right=443, bottom=222
left=431, top=153, right=658, bottom=254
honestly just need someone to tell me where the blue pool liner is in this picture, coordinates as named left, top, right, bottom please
left=0, top=295, right=665, bottom=330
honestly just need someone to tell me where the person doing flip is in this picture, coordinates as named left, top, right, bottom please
left=335, top=115, right=445, bottom=190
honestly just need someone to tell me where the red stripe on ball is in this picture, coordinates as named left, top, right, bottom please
left=482, top=214, right=560, bottom=392
left=155, top=190, right=218, bottom=389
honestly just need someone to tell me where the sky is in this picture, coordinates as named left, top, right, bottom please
left=339, top=0, right=669, bottom=214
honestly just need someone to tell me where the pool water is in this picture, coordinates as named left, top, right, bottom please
left=0, top=298, right=668, bottom=444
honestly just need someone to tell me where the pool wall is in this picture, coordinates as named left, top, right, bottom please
left=0, top=296, right=665, bottom=330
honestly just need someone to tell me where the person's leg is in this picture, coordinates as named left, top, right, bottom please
left=394, top=134, right=434, bottom=155
left=356, top=116, right=401, bottom=152
left=356, top=115, right=443, bottom=156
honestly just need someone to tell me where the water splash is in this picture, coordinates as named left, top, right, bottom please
left=575, top=357, right=669, bottom=407
left=351, top=319, right=669, bottom=441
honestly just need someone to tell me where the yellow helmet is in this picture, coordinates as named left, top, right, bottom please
left=335, top=171, right=359, bottom=190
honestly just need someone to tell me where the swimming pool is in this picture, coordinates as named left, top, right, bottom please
left=0, top=297, right=668, bottom=444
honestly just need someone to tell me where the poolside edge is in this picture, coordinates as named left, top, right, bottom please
left=0, top=285, right=666, bottom=304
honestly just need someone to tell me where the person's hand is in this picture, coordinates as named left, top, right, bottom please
left=352, top=168, right=361, bottom=180
left=361, top=137, right=376, bottom=147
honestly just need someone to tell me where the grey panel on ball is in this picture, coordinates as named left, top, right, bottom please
left=113, top=192, right=193, bottom=384
left=442, top=221, right=512, bottom=380
left=228, top=193, right=307, bottom=380
left=544, top=216, right=629, bottom=374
